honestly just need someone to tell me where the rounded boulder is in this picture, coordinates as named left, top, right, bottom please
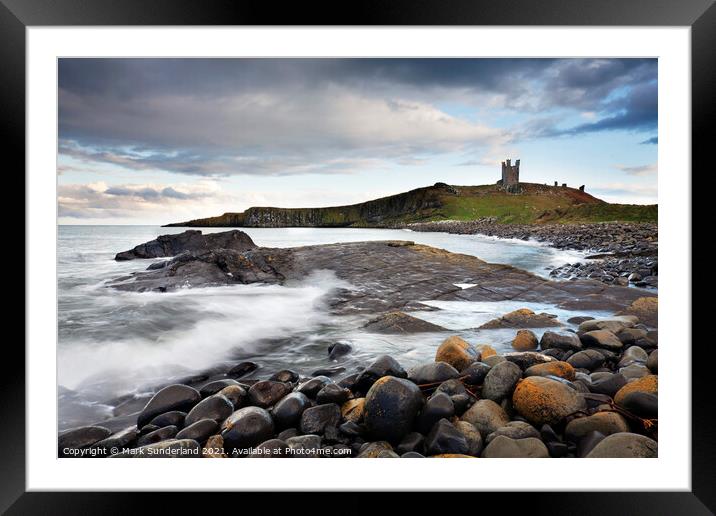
left=614, top=374, right=658, bottom=406
left=512, top=330, right=539, bottom=351
left=586, top=432, right=657, bottom=458
left=137, top=384, right=201, bottom=428
left=481, top=361, right=522, bottom=402
left=435, top=336, right=477, bottom=371
left=364, top=376, right=424, bottom=442
left=525, top=361, right=576, bottom=381
left=221, top=406, right=275, bottom=451
left=512, top=376, right=586, bottom=426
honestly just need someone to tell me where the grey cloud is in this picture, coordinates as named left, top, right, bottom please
left=58, top=58, right=656, bottom=178
left=614, top=163, right=657, bottom=176
left=640, top=136, right=658, bottom=145
left=58, top=182, right=227, bottom=219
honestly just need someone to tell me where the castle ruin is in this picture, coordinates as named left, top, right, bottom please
left=499, top=158, right=520, bottom=186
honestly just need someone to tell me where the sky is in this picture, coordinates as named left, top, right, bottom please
left=58, top=58, right=658, bottom=225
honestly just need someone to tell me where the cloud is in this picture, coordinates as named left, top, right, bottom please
left=590, top=182, right=658, bottom=203
left=58, top=58, right=656, bottom=179
left=58, top=89, right=506, bottom=177
left=58, top=180, right=399, bottom=221
left=58, top=181, right=230, bottom=219
left=614, top=163, right=658, bottom=176
left=518, top=81, right=657, bottom=140
left=640, top=136, right=658, bottom=145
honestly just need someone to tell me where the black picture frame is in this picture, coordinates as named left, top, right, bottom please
left=4, top=0, right=713, bottom=512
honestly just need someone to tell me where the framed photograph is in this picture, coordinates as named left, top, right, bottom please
left=7, top=0, right=713, bottom=511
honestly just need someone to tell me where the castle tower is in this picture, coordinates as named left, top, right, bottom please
left=500, top=158, right=520, bottom=186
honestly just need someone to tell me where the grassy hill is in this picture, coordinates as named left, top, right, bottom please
left=164, top=182, right=657, bottom=227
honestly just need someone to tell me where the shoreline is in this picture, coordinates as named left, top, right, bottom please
left=58, top=229, right=658, bottom=459
left=59, top=308, right=659, bottom=459
left=395, top=220, right=658, bottom=288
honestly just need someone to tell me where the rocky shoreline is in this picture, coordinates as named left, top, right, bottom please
left=398, top=220, right=658, bottom=288
left=58, top=230, right=658, bottom=459
left=59, top=311, right=658, bottom=458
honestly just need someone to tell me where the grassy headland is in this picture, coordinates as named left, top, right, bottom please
left=164, top=182, right=657, bottom=227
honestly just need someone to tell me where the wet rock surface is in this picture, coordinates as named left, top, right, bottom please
left=108, top=233, right=654, bottom=317
left=363, top=311, right=447, bottom=333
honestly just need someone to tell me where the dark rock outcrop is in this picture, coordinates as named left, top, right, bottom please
left=115, top=230, right=256, bottom=260
left=363, top=311, right=447, bottom=334
left=109, top=239, right=655, bottom=318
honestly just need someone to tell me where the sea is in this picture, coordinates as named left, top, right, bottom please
left=58, top=225, right=610, bottom=430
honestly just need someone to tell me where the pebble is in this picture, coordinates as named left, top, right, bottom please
left=218, top=384, right=248, bottom=409
left=227, top=361, right=259, bottom=378
left=340, top=398, right=366, bottom=423
left=425, top=419, right=469, bottom=456
left=355, top=355, right=407, bottom=392
left=396, top=432, right=425, bottom=455
left=184, top=394, right=234, bottom=426
left=271, top=392, right=312, bottom=429
left=481, top=361, right=522, bottom=402
left=586, top=432, right=657, bottom=458
left=577, top=431, right=606, bottom=457
left=316, top=383, right=351, bottom=405
left=137, top=425, right=178, bottom=447
left=455, top=421, right=483, bottom=456
left=221, top=406, right=275, bottom=451
left=287, top=434, right=322, bottom=455
left=364, top=376, right=424, bottom=442
left=564, top=412, right=630, bottom=442
left=58, top=426, right=111, bottom=456
left=299, top=403, right=341, bottom=435
left=512, top=329, right=539, bottom=351
left=567, top=349, right=605, bottom=370
left=482, top=435, right=549, bottom=458
left=176, top=419, right=219, bottom=442
left=614, top=374, right=658, bottom=405
left=578, top=316, right=638, bottom=333
left=248, top=381, right=291, bottom=408
left=580, top=330, right=624, bottom=351
left=137, top=384, right=201, bottom=428
left=250, top=439, right=290, bottom=457
left=148, top=411, right=186, bottom=429
left=401, top=451, right=425, bottom=458
left=357, top=441, right=394, bottom=458
left=199, top=379, right=241, bottom=398
left=297, top=376, right=333, bottom=398
left=619, top=363, right=650, bottom=381
left=540, top=331, right=583, bottom=352
left=485, top=420, right=540, bottom=444
left=461, top=362, right=491, bottom=385
left=416, top=392, right=454, bottom=433
left=269, top=370, right=300, bottom=383
left=503, top=351, right=555, bottom=370
left=460, top=399, right=510, bottom=438
left=91, top=426, right=138, bottom=452
left=483, top=355, right=506, bottom=367
left=646, top=350, right=658, bottom=373
left=512, top=376, right=586, bottom=426
left=407, top=362, right=460, bottom=384
left=620, top=391, right=658, bottom=418
left=524, top=361, right=576, bottom=381
left=589, top=373, right=628, bottom=397
left=328, top=341, right=353, bottom=360
left=435, top=336, right=478, bottom=371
